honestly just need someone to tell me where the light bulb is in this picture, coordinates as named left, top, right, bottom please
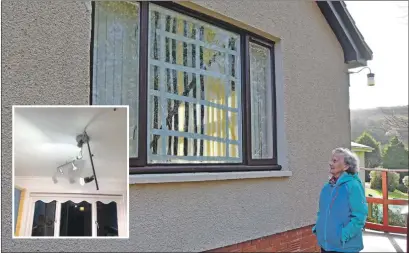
left=72, top=162, right=78, bottom=171
left=76, top=147, right=83, bottom=160
left=79, top=175, right=94, bottom=186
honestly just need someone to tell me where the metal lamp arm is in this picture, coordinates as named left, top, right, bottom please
left=348, top=66, right=372, bottom=74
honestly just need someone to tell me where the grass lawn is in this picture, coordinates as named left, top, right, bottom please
left=365, top=188, right=409, bottom=200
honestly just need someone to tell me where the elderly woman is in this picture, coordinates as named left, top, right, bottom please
left=313, top=148, right=368, bottom=253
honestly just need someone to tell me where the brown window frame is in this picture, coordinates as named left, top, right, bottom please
left=90, top=1, right=281, bottom=174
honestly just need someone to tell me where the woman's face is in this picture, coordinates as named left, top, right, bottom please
left=329, top=152, right=348, bottom=178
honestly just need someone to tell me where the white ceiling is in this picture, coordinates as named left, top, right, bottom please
left=13, top=106, right=128, bottom=184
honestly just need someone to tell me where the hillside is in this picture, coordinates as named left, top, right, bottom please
left=351, top=105, right=408, bottom=147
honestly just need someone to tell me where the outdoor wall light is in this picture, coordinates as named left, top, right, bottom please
left=348, top=66, right=375, bottom=87
left=79, top=175, right=95, bottom=186
left=367, top=72, right=375, bottom=86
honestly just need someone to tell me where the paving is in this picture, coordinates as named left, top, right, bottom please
left=362, top=229, right=407, bottom=252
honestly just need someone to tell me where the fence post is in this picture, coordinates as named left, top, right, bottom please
left=359, top=167, right=366, bottom=189
left=382, top=171, right=388, bottom=227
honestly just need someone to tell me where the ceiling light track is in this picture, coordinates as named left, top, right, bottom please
left=53, top=108, right=118, bottom=190
left=76, top=131, right=99, bottom=191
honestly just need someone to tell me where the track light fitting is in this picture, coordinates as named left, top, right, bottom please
left=52, top=131, right=99, bottom=190
left=76, top=133, right=89, bottom=148
left=79, top=175, right=95, bottom=186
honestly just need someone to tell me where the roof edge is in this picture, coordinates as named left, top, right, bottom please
left=316, top=1, right=373, bottom=68
left=351, top=142, right=375, bottom=152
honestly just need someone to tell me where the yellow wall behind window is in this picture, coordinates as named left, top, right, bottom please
left=15, top=188, right=26, bottom=237
left=168, top=24, right=237, bottom=158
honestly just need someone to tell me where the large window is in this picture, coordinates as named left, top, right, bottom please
left=26, top=195, right=125, bottom=237
left=92, top=2, right=279, bottom=173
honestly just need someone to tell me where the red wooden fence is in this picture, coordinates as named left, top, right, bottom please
left=363, top=168, right=408, bottom=234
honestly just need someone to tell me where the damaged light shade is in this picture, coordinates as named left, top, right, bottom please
left=52, top=132, right=98, bottom=189
left=51, top=129, right=101, bottom=190
left=52, top=158, right=84, bottom=184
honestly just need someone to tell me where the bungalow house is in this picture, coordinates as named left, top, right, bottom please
left=351, top=141, right=374, bottom=186
left=2, top=0, right=372, bottom=252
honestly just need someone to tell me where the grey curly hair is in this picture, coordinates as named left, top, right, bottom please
left=332, top=147, right=360, bottom=175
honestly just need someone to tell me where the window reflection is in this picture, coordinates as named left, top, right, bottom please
left=97, top=201, right=118, bottom=236
left=31, top=200, right=56, bottom=237
left=59, top=201, right=92, bottom=237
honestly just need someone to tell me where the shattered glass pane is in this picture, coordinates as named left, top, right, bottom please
left=148, top=4, right=242, bottom=164
left=92, top=2, right=140, bottom=158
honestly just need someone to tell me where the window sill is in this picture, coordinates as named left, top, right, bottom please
left=129, top=170, right=292, bottom=184
left=129, top=164, right=282, bottom=174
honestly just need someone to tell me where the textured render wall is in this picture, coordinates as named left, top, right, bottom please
left=1, top=0, right=351, bottom=252
left=1, top=0, right=91, bottom=251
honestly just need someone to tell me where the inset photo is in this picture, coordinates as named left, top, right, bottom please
left=12, top=105, right=129, bottom=238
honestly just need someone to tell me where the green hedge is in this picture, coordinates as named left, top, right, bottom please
left=370, top=171, right=400, bottom=192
